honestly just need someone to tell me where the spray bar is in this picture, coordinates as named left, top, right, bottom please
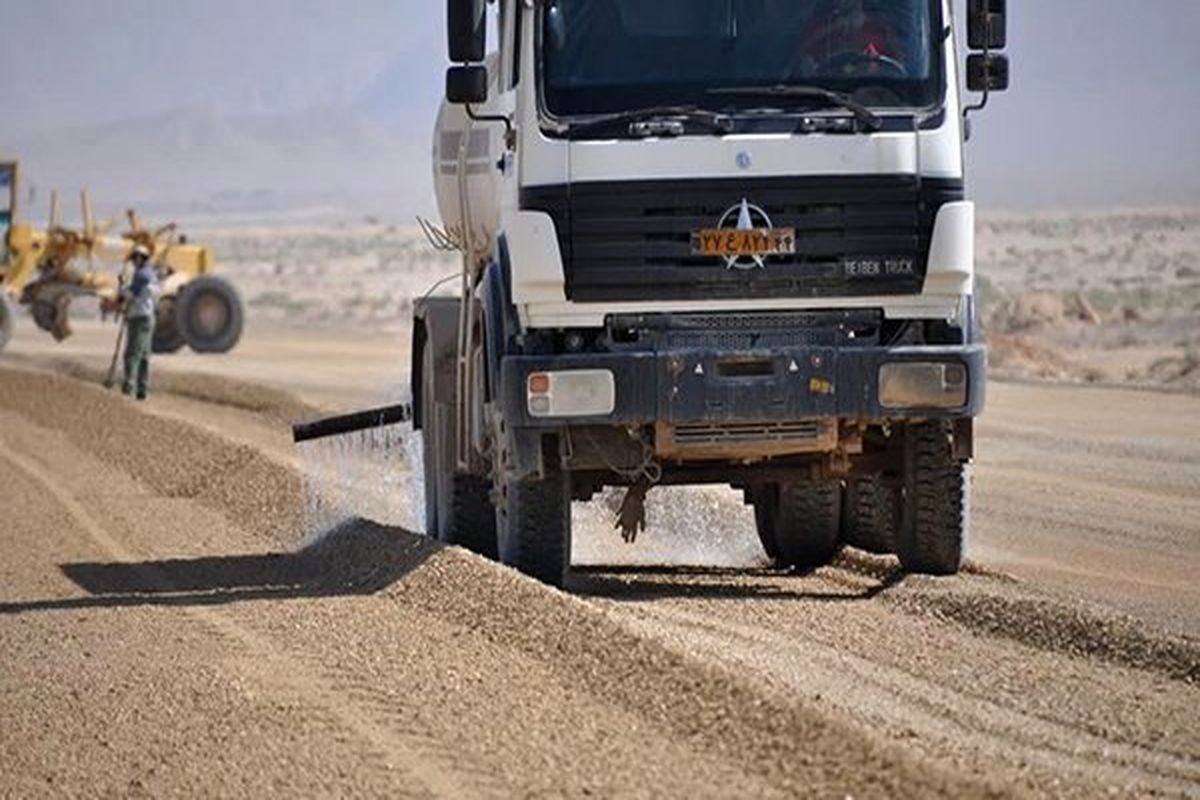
left=291, top=403, right=413, bottom=444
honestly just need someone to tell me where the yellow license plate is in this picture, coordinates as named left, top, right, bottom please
left=691, top=228, right=796, bottom=258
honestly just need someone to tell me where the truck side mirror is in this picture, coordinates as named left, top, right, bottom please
left=446, top=65, right=488, bottom=105
left=448, top=0, right=486, bottom=64
left=966, top=53, right=1010, bottom=93
left=967, top=0, right=1007, bottom=51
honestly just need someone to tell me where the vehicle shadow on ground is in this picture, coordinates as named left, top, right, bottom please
left=0, top=520, right=436, bottom=616
left=570, top=555, right=908, bottom=603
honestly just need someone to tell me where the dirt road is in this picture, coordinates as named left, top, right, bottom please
left=1, top=328, right=1197, bottom=797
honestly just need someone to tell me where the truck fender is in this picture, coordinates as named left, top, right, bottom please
left=411, top=294, right=461, bottom=431
left=923, top=201, right=975, bottom=296
left=484, top=238, right=544, bottom=481
left=481, top=237, right=522, bottom=400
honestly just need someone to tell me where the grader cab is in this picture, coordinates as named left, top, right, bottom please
left=0, top=159, right=244, bottom=355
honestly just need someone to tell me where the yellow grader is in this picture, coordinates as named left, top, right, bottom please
left=0, top=160, right=243, bottom=355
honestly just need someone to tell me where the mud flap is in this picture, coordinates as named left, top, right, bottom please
left=411, top=296, right=461, bottom=431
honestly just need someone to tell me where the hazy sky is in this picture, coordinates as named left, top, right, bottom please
left=964, top=1, right=1200, bottom=207
left=2, top=0, right=1198, bottom=211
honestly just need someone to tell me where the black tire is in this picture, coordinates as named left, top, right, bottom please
left=420, top=340, right=496, bottom=557
left=421, top=333, right=447, bottom=537
left=842, top=476, right=897, bottom=555
left=495, top=459, right=571, bottom=588
left=751, top=488, right=782, bottom=562
left=896, top=421, right=969, bottom=575
left=757, top=479, right=842, bottom=569
left=177, top=276, right=244, bottom=354
left=0, top=294, right=13, bottom=353
left=447, top=473, right=498, bottom=558
left=152, top=297, right=187, bottom=354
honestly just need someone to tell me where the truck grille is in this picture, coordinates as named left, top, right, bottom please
left=673, top=420, right=828, bottom=445
left=607, top=309, right=883, bottom=350
left=520, top=175, right=963, bottom=303
left=659, top=418, right=839, bottom=458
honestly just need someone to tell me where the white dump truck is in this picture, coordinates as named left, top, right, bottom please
left=406, top=0, right=1010, bottom=587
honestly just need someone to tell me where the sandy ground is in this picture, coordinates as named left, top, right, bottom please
left=1, top=322, right=1197, bottom=798
left=976, top=209, right=1200, bottom=390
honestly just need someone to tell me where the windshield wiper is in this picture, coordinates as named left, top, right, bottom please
left=569, top=105, right=734, bottom=137
left=707, top=85, right=881, bottom=131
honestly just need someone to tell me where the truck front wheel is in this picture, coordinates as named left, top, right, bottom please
left=750, top=487, right=782, bottom=562
left=495, top=458, right=571, bottom=589
left=755, top=479, right=842, bottom=570
left=896, top=421, right=969, bottom=575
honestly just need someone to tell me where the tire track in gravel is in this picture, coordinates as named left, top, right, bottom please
left=592, top=572, right=1200, bottom=795
left=4, top=364, right=1199, bottom=797
left=0, top=367, right=994, bottom=797
left=887, top=581, right=1200, bottom=682
left=0, top=443, right=432, bottom=798
left=0, top=435, right=486, bottom=800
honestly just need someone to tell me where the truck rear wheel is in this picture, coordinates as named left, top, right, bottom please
left=177, top=276, right=244, bottom=354
left=755, top=479, right=842, bottom=569
left=896, top=421, right=968, bottom=575
left=842, top=476, right=897, bottom=555
left=421, top=340, right=496, bottom=557
left=495, top=462, right=571, bottom=588
left=0, top=293, right=14, bottom=352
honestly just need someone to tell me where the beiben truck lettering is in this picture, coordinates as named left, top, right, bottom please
left=298, top=0, right=1012, bottom=588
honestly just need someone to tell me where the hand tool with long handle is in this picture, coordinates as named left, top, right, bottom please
left=102, top=313, right=126, bottom=390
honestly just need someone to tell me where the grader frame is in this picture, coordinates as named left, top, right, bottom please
left=0, top=159, right=243, bottom=355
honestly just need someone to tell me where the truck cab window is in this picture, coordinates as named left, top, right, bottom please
left=542, top=0, right=938, bottom=116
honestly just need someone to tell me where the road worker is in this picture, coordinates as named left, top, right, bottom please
left=121, top=244, right=160, bottom=400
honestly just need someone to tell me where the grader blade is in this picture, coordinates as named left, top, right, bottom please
left=1, top=159, right=245, bottom=356
left=25, top=283, right=81, bottom=341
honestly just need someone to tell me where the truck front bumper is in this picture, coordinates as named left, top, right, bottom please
left=499, top=343, right=986, bottom=428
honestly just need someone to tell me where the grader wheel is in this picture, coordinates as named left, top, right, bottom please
left=177, top=276, right=244, bottom=354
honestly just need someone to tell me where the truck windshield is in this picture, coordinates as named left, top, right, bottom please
left=541, top=0, right=941, bottom=117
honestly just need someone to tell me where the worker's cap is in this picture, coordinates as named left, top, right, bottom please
left=130, top=244, right=151, bottom=260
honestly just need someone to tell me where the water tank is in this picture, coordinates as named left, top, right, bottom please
left=432, top=55, right=502, bottom=259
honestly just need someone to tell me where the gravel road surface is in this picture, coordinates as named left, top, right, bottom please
left=0, top=334, right=1196, bottom=797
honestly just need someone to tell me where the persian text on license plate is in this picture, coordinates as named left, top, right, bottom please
left=691, top=228, right=796, bottom=258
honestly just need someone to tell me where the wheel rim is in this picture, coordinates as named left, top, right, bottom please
left=191, top=292, right=229, bottom=338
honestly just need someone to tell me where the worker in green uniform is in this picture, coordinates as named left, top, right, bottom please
left=121, top=244, right=160, bottom=400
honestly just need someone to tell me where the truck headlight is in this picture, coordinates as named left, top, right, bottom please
left=879, top=362, right=968, bottom=410
left=527, top=370, right=616, bottom=418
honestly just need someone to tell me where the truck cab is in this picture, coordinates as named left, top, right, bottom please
left=416, top=0, right=1010, bottom=586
